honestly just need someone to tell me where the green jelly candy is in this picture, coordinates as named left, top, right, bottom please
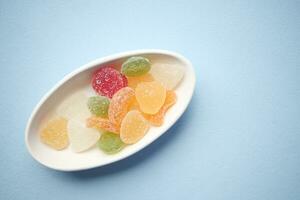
left=121, top=56, right=151, bottom=77
left=87, top=96, right=110, bottom=117
left=98, top=132, right=125, bottom=154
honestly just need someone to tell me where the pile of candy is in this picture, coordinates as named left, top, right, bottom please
left=40, top=56, right=184, bottom=154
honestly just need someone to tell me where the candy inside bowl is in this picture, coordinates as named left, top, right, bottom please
left=25, top=49, right=195, bottom=171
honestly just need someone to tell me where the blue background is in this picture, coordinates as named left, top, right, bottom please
left=0, top=0, right=299, bottom=199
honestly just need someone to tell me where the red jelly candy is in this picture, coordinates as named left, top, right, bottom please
left=92, top=67, right=128, bottom=98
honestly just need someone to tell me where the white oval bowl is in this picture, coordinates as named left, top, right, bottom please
left=25, top=49, right=196, bottom=171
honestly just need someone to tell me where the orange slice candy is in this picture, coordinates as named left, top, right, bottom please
left=120, top=110, right=150, bottom=144
left=108, top=87, right=135, bottom=127
left=135, top=81, right=166, bottom=114
left=142, top=90, right=177, bottom=126
left=86, top=116, right=119, bottom=134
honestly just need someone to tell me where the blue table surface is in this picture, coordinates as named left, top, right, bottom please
left=1, top=0, right=299, bottom=199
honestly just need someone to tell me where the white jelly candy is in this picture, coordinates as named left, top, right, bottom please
left=150, top=63, right=184, bottom=90
left=67, top=119, right=100, bottom=153
left=56, top=91, right=90, bottom=122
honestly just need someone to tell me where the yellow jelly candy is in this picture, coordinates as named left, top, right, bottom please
left=108, top=87, right=135, bottom=127
left=135, top=81, right=166, bottom=114
left=120, top=110, right=150, bottom=144
left=127, top=73, right=154, bottom=89
left=129, top=98, right=140, bottom=110
left=86, top=116, right=119, bottom=134
left=142, top=90, right=177, bottom=126
left=40, top=117, right=69, bottom=150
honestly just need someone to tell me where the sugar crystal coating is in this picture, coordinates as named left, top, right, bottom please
left=98, top=132, right=125, bottom=154
left=86, top=116, right=119, bottom=134
left=41, top=57, right=184, bottom=154
left=121, top=56, right=151, bottom=77
left=150, top=63, right=184, bottom=90
left=87, top=96, right=110, bottom=117
left=135, top=81, right=166, bottom=114
left=108, top=87, right=135, bottom=127
left=120, top=110, right=149, bottom=144
left=40, top=117, right=69, bottom=150
left=142, top=90, right=177, bottom=126
left=92, top=67, right=128, bottom=98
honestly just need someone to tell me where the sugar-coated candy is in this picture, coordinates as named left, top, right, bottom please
left=86, top=116, right=119, bottom=134
left=150, top=63, right=184, bottom=90
left=92, top=67, right=128, bottom=98
left=98, top=132, right=125, bottom=154
left=120, top=110, right=149, bottom=144
left=42, top=57, right=182, bottom=154
left=108, top=87, right=135, bottom=127
left=68, top=119, right=100, bottom=153
left=121, top=56, right=151, bottom=77
left=87, top=96, right=110, bottom=117
left=142, top=90, right=177, bottom=126
left=56, top=91, right=90, bottom=123
left=129, top=99, right=140, bottom=110
left=40, top=117, right=69, bottom=150
left=127, top=73, right=154, bottom=89
left=135, top=81, right=166, bottom=114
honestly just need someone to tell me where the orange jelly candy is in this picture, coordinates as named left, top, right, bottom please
left=135, top=81, right=166, bottom=114
left=108, top=87, right=135, bottom=127
left=120, top=110, right=150, bottom=144
left=86, top=116, right=119, bottom=134
left=142, top=90, right=177, bottom=126
left=40, top=117, right=69, bottom=150
left=127, top=73, right=154, bottom=89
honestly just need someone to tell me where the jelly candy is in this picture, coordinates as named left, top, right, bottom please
left=142, top=90, right=177, bottom=126
left=68, top=119, right=100, bottom=153
left=86, top=116, right=119, bottom=134
left=150, top=63, right=184, bottom=90
left=108, top=87, right=135, bottom=127
left=127, top=73, right=154, bottom=89
left=120, top=110, right=149, bottom=144
left=135, top=81, right=166, bottom=114
left=98, top=132, right=125, bottom=154
left=87, top=96, right=110, bottom=117
left=40, top=117, right=69, bottom=150
left=92, top=67, right=128, bottom=98
left=129, top=99, right=140, bottom=110
left=121, top=56, right=151, bottom=77
left=56, top=91, right=90, bottom=123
